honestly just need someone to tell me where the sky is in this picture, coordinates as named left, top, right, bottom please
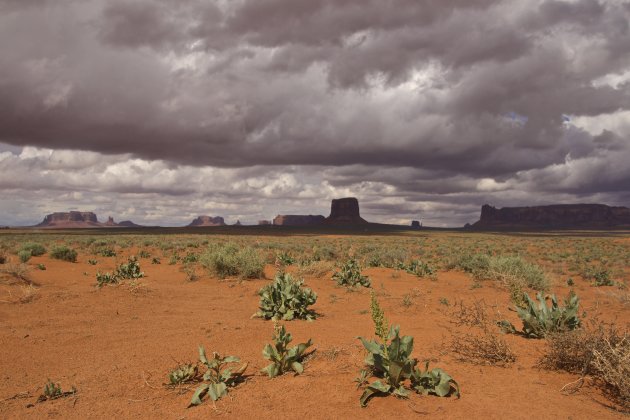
left=1, top=0, right=629, bottom=227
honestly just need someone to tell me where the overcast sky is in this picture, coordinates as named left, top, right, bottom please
left=1, top=0, right=629, bottom=227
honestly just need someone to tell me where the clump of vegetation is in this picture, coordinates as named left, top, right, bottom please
left=357, top=294, right=459, bottom=407
left=36, top=263, right=46, bottom=271
left=296, top=260, right=334, bottom=278
left=540, top=322, right=629, bottom=410
left=333, top=259, right=371, bottom=288
left=18, top=250, right=32, bottom=263
left=404, top=260, right=437, bottom=278
left=50, top=246, right=78, bottom=262
left=96, top=257, right=144, bottom=287
left=582, top=266, right=614, bottom=286
left=37, top=380, right=76, bottom=402
left=87, top=259, right=98, bottom=265
left=501, top=292, right=581, bottom=338
left=182, top=252, right=199, bottom=264
left=168, top=363, right=198, bottom=385
left=255, top=272, right=317, bottom=321
left=97, top=248, right=117, bottom=257
left=261, top=324, right=312, bottom=378
left=138, top=250, right=151, bottom=259
left=151, top=257, right=161, bottom=264
left=200, top=243, right=264, bottom=279
left=450, top=330, right=516, bottom=366
left=189, top=346, right=247, bottom=407
left=450, top=254, right=549, bottom=293
left=20, top=243, right=46, bottom=257
left=276, top=252, right=295, bottom=266
left=0, top=251, right=6, bottom=264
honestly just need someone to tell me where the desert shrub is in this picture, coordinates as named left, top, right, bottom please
left=36, top=263, right=46, bottom=271
left=20, top=243, right=46, bottom=256
left=333, top=259, right=371, bottom=288
left=200, top=243, right=264, bottom=279
left=37, top=380, right=76, bottom=402
left=501, top=292, right=581, bottom=338
left=255, top=272, right=317, bottom=321
left=361, top=245, right=410, bottom=268
left=50, top=246, right=77, bottom=262
left=189, top=346, right=247, bottom=407
left=87, top=259, right=98, bottom=265
left=168, top=363, right=198, bottom=385
left=151, top=257, right=161, bottom=264
left=450, top=330, right=516, bottom=366
left=182, top=252, right=198, bottom=264
left=276, top=252, right=295, bottom=266
left=0, top=263, right=31, bottom=284
left=0, top=251, right=5, bottom=264
left=261, top=324, right=312, bottom=378
left=404, top=260, right=437, bottom=278
left=357, top=294, right=459, bottom=407
left=96, top=257, right=144, bottom=287
left=540, top=322, right=629, bottom=410
left=97, top=248, right=117, bottom=257
left=582, top=266, right=614, bottom=286
left=450, top=254, right=548, bottom=292
left=138, top=250, right=151, bottom=259
left=296, top=260, right=334, bottom=278
left=18, top=250, right=31, bottom=263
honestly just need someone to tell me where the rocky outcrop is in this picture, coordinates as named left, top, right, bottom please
left=325, top=197, right=368, bottom=225
left=472, top=204, right=630, bottom=229
left=103, top=216, right=117, bottom=227
left=411, top=220, right=421, bottom=229
left=273, top=215, right=325, bottom=226
left=258, top=220, right=272, bottom=225
left=187, top=216, right=226, bottom=227
left=36, top=211, right=102, bottom=228
left=233, top=220, right=242, bottom=226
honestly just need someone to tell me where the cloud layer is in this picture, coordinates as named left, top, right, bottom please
left=0, top=0, right=629, bottom=226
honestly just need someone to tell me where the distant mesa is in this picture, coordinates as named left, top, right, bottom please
left=272, top=197, right=369, bottom=227
left=35, top=212, right=143, bottom=228
left=187, top=216, right=226, bottom=227
left=258, top=220, right=272, bottom=225
left=471, top=204, right=630, bottom=229
left=37, top=211, right=103, bottom=228
left=325, top=197, right=368, bottom=225
left=233, top=220, right=242, bottom=226
left=273, top=215, right=326, bottom=226
left=411, top=220, right=421, bottom=229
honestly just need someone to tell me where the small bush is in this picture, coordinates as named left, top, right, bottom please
left=450, top=330, right=516, bottom=366
left=36, top=263, right=46, bottom=271
left=261, top=324, right=312, bottom=378
left=97, top=248, right=117, bottom=257
left=200, top=243, right=264, bottom=279
left=333, top=259, right=371, bottom=288
left=296, top=260, right=334, bottom=278
left=501, top=292, right=581, bottom=338
left=50, top=246, right=77, bottom=262
left=404, top=260, right=437, bottom=278
left=37, top=380, right=76, bottom=402
left=151, top=257, right=161, bottom=264
left=87, top=259, right=98, bottom=265
left=0, top=252, right=6, bottom=264
left=138, top=250, right=151, bottom=259
left=96, top=257, right=144, bottom=287
left=18, top=250, right=31, bottom=263
left=582, top=266, right=614, bottom=286
left=20, top=243, right=46, bottom=257
left=168, top=363, right=198, bottom=385
left=255, top=272, right=317, bottom=321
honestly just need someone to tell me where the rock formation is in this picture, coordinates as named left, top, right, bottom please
left=325, top=197, right=368, bottom=225
left=258, top=220, right=272, bottom=225
left=472, top=204, right=630, bottom=229
left=273, top=215, right=325, bottom=226
left=411, top=220, right=421, bottom=229
left=36, top=211, right=102, bottom=228
left=187, top=216, right=226, bottom=227
left=233, top=220, right=242, bottom=226
left=118, top=220, right=143, bottom=228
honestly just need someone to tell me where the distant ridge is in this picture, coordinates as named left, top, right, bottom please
left=34, top=212, right=144, bottom=228
left=187, top=216, right=226, bottom=227
left=471, top=204, right=630, bottom=229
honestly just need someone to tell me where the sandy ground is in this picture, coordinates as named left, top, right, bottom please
left=0, top=249, right=628, bottom=419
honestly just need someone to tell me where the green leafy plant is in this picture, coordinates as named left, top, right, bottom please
left=501, top=292, right=581, bottom=338
left=333, top=259, right=371, bottom=288
left=583, top=266, right=614, bottom=286
left=138, top=250, right=151, bottom=259
left=116, top=256, right=144, bottom=279
left=96, top=271, right=119, bottom=287
left=36, top=263, right=46, bottom=271
left=200, top=243, right=264, bottom=279
left=255, top=272, right=317, bottom=321
left=357, top=294, right=459, bottom=407
left=276, top=252, right=295, bottom=266
left=18, top=250, right=31, bottom=263
left=50, top=246, right=77, bottom=262
left=97, top=248, right=117, bottom=257
left=37, top=379, right=76, bottom=402
left=262, top=324, right=312, bottom=378
left=189, top=346, right=247, bottom=407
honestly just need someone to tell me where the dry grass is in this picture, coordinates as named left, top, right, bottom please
left=450, top=329, right=516, bottom=366
left=1, top=284, right=38, bottom=304
left=539, top=321, right=629, bottom=411
left=296, top=261, right=334, bottom=278
left=0, top=263, right=35, bottom=285
left=448, top=299, right=493, bottom=328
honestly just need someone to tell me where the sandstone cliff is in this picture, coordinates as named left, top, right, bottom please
left=273, top=215, right=325, bottom=226
left=472, top=204, right=630, bottom=229
left=36, top=211, right=102, bottom=228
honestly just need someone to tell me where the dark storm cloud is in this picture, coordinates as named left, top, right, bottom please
left=0, top=0, right=629, bottom=226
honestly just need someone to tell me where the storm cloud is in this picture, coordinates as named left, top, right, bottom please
left=0, top=0, right=629, bottom=226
